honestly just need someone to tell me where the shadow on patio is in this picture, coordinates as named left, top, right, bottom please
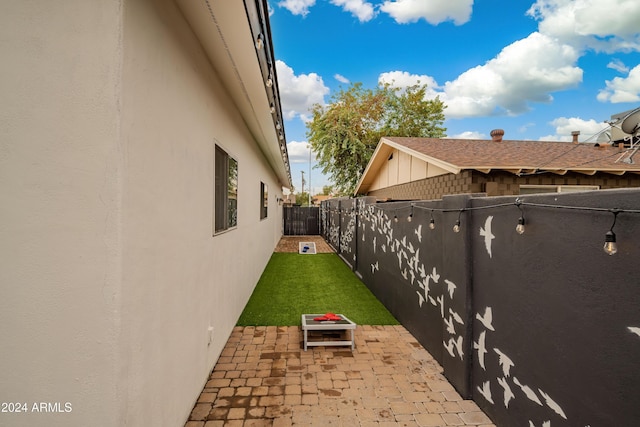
left=185, top=236, right=495, bottom=427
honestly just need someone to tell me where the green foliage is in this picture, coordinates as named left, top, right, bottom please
left=321, top=185, right=333, bottom=196
left=295, top=192, right=310, bottom=206
left=306, top=82, right=446, bottom=194
left=237, top=253, right=399, bottom=326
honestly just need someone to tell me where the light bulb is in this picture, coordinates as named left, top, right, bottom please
left=394, top=215, right=398, bottom=223
left=453, top=220, right=461, bottom=233
left=255, top=34, right=264, bottom=50
left=429, top=218, right=435, bottom=230
left=516, top=217, right=525, bottom=234
left=407, top=213, right=413, bottom=222
left=603, top=230, right=617, bottom=255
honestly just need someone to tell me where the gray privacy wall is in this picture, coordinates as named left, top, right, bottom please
left=321, top=189, right=640, bottom=427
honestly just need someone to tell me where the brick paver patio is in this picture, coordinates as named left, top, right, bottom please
left=185, top=325, right=495, bottom=427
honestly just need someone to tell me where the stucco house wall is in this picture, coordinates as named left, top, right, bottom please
left=0, top=0, right=284, bottom=426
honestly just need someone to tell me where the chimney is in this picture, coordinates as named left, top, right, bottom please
left=571, top=131, right=580, bottom=143
left=490, top=129, right=504, bottom=142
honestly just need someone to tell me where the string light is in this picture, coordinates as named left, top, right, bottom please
left=453, top=210, right=462, bottom=233
left=318, top=199, right=640, bottom=255
left=515, top=200, right=526, bottom=235
left=604, top=209, right=619, bottom=256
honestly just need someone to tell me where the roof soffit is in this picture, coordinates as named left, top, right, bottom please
left=175, top=0, right=291, bottom=187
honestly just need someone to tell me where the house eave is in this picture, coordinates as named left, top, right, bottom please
left=175, top=0, right=292, bottom=188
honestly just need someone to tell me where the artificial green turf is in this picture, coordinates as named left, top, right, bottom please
left=237, top=253, right=399, bottom=326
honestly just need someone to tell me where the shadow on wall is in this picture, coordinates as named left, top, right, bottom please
left=321, top=189, right=640, bottom=427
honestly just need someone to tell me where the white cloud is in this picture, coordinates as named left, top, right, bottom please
left=287, top=140, right=316, bottom=163
left=539, top=116, right=608, bottom=141
left=378, top=71, right=441, bottom=98
left=380, top=0, right=473, bottom=25
left=276, top=60, right=330, bottom=120
left=334, top=74, right=350, bottom=84
left=278, top=0, right=316, bottom=16
left=330, top=0, right=376, bottom=22
left=527, top=0, right=640, bottom=52
left=449, top=131, right=485, bottom=139
left=597, top=64, right=640, bottom=103
left=439, top=32, right=582, bottom=118
left=607, top=59, right=630, bottom=74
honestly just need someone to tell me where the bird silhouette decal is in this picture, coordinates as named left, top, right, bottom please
left=494, top=348, right=515, bottom=377
left=445, top=279, right=457, bottom=299
left=449, top=308, right=464, bottom=325
left=452, top=335, right=464, bottom=359
left=476, top=307, right=495, bottom=331
left=628, top=326, right=640, bottom=337
left=420, top=277, right=431, bottom=302
left=444, top=316, right=456, bottom=335
left=431, top=267, right=440, bottom=283
left=443, top=339, right=456, bottom=358
left=477, top=380, right=494, bottom=404
left=417, top=263, right=426, bottom=278
left=513, top=377, right=543, bottom=406
left=479, top=215, right=495, bottom=258
left=497, top=377, right=515, bottom=408
left=437, top=295, right=445, bottom=318
left=538, top=389, right=567, bottom=420
left=416, top=291, right=425, bottom=307
left=474, top=331, right=488, bottom=371
left=415, top=224, right=422, bottom=242
left=370, top=261, right=379, bottom=274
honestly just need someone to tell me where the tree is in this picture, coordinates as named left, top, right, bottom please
left=306, top=82, right=446, bottom=194
left=295, top=192, right=310, bottom=206
left=321, top=185, right=333, bottom=196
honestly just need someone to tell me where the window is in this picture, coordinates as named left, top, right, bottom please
left=214, top=145, right=238, bottom=233
left=260, top=182, right=268, bottom=220
left=519, top=185, right=600, bottom=195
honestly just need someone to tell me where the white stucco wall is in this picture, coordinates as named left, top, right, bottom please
left=0, top=1, right=123, bottom=426
left=119, top=0, right=282, bottom=425
left=1, top=0, right=284, bottom=426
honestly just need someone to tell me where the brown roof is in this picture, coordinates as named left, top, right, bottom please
left=383, top=137, right=640, bottom=174
left=355, top=136, right=640, bottom=194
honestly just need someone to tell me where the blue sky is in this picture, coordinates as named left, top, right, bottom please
left=268, top=0, right=640, bottom=194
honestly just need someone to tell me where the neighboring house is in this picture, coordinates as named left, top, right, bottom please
left=355, top=130, right=640, bottom=200
left=1, top=1, right=290, bottom=426
left=311, top=194, right=332, bottom=206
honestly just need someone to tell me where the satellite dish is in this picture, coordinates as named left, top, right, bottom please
left=621, top=108, right=640, bottom=134
left=596, top=130, right=612, bottom=143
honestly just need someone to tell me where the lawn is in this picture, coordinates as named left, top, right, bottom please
left=237, top=253, right=399, bottom=326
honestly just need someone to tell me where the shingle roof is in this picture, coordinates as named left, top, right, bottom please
left=355, top=136, right=640, bottom=195
left=383, top=137, right=640, bottom=174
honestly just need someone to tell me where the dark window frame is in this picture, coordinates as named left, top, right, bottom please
left=260, top=182, right=268, bottom=220
left=214, top=145, right=238, bottom=234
